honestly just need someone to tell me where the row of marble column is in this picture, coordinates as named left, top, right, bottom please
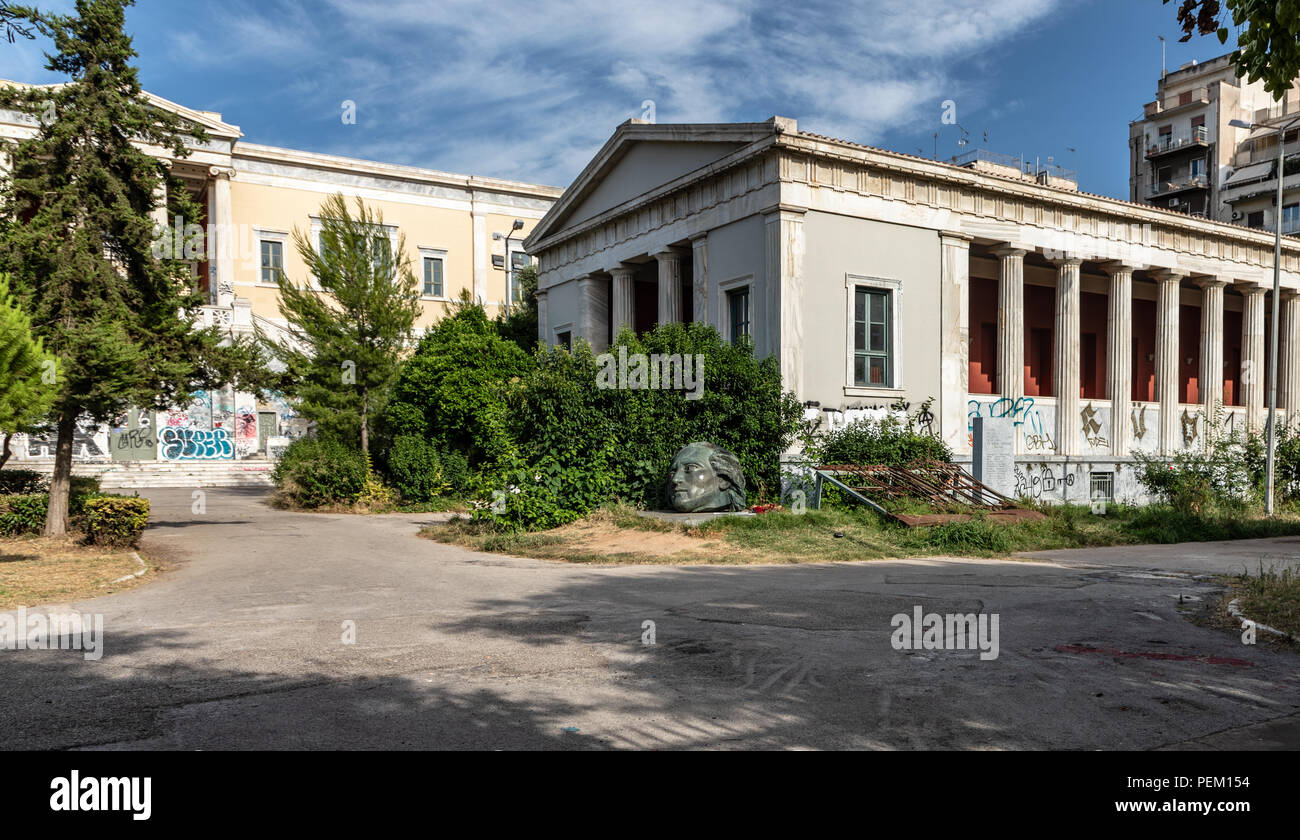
left=552, top=237, right=710, bottom=353
left=990, top=246, right=1300, bottom=455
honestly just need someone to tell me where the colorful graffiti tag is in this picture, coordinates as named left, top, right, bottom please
left=158, top=427, right=234, bottom=461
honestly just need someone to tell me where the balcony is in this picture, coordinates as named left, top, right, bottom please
left=1143, top=86, right=1210, bottom=118
left=1146, top=125, right=1210, bottom=158
left=1145, top=173, right=1208, bottom=198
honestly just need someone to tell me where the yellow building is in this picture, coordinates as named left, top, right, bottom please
left=1, top=82, right=561, bottom=465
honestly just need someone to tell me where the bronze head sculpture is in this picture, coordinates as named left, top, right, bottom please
left=666, top=441, right=747, bottom=513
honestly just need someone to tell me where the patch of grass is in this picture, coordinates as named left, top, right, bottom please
left=1223, top=565, right=1300, bottom=640
left=420, top=499, right=1300, bottom=565
left=0, top=536, right=150, bottom=609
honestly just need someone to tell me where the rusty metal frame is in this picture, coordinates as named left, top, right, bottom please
left=813, top=460, right=1019, bottom=517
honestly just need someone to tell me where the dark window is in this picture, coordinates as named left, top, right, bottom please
left=854, top=287, right=892, bottom=387
left=557, top=331, right=571, bottom=350
left=1248, top=210, right=1265, bottom=228
left=727, top=287, right=750, bottom=342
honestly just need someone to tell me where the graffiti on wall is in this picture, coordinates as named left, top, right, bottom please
left=1013, top=464, right=1077, bottom=500
left=158, top=427, right=233, bottom=460
left=1180, top=409, right=1200, bottom=448
left=1079, top=401, right=1110, bottom=452
left=22, top=422, right=108, bottom=460
left=967, top=396, right=1055, bottom=452
left=235, top=407, right=258, bottom=457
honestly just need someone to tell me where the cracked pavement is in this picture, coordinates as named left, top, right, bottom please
left=2, top=488, right=1298, bottom=750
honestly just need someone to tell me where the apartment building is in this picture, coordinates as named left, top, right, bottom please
left=0, top=81, right=562, bottom=463
left=1130, top=52, right=1300, bottom=234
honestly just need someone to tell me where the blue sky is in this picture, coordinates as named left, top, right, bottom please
left=0, top=0, right=1247, bottom=197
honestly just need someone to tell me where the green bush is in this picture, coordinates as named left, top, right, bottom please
left=381, top=300, right=532, bottom=469
left=812, top=402, right=951, bottom=467
left=385, top=434, right=450, bottom=502
left=0, top=468, right=46, bottom=494
left=0, top=492, right=48, bottom=535
left=470, top=449, right=621, bottom=531
left=82, top=496, right=150, bottom=547
left=271, top=438, right=368, bottom=508
left=1135, top=424, right=1256, bottom=514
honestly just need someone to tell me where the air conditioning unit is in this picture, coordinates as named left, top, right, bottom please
left=1169, top=199, right=1179, bottom=207
left=1232, top=210, right=1244, bottom=220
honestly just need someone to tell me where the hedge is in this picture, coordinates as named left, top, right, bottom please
left=82, top=496, right=151, bottom=547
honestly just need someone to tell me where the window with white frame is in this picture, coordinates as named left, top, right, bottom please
left=256, top=230, right=287, bottom=285
left=421, top=252, right=445, bottom=298
left=845, top=274, right=902, bottom=392
left=727, top=286, right=750, bottom=342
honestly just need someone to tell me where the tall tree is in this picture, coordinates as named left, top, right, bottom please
left=0, top=273, right=56, bottom=470
left=0, top=0, right=264, bottom=535
left=261, top=193, right=420, bottom=458
left=1166, top=0, right=1300, bottom=98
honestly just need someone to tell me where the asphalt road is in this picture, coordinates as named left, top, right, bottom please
left=2, top=488, right=1298, bottom=750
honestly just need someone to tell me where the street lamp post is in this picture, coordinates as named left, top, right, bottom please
left=1230, top=115, right=1300, bottom=515
left=493, top=218, right=526, bottom=309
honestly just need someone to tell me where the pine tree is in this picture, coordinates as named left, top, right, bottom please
left=261, top=193, right=420, bottom=458
left=0, top=0, right=265, bottom=535
left=0, top=273, right=55, bottom=469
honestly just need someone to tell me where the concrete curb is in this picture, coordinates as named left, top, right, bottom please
left=1227, top=597, right=1298, bottom=643
left=109, top=551, right=148, bottom=585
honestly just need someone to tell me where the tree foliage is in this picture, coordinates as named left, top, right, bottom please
left=1167, top=0, right=1300, bottom=98
left=0, top=0, right=265, bottom=534
left=260, top=192, right=420, bottom=457
left=0, top=272, right=56, bottom=469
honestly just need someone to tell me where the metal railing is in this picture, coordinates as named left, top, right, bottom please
left=1146, top=173, right=1208, bottom=197
left=951, top=148, right=1076, bottom=183
left=1147, top=125, right=1209, bottom=156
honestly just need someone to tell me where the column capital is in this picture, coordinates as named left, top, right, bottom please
left=208, top=166, right=235, bottom=180
left=1282, top=288, right=1300, bottom=300
left=1098, top=260, right=1137, bottom=277
left=1045, top=253, right=1084, bottom=268
left=1149, top=268, right=1185, bottom=284
left=1193, top=275, right=1229, bottom=290
left=989, top=244, right=1028, bottom=259
left=939, top=230, right=973, bottom=247
left=651, top=246, right=688, bottom=261
left=1235, top=278, right=1268, bottom=295
left=689, top=231, right=709, bottom=244
left=761, top=203, right=807, bottom=220
left=608, top=263, right=639, bottom=279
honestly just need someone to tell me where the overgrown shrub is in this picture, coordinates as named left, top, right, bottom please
left=385, top=435, right=448, bottom=501
left=0, top=468, right=46, bottom=494
left=0, top=492, right=48, bottom=535
left=82, top=496, right=150, bottom=547
left=1135, top=425, right=1257, bottom=514
left=811, top=402, right=951, bottom=467
left=271, top=438, right=368, bottom=508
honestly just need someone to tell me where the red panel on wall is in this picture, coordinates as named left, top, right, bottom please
left=1225, top=313, right=1242, bottom=406
left=1024, top=284, right=1055, bottom=396
left=968, top=276, right=998, bottom=394
left=1080, top=290, right=1108, bottom=399
left=1179, top=303, right=1201, bottom=404
left=1133, top=298, right=1157, bottom=401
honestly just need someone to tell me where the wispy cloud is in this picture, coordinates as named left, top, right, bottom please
left=1, top=0, right=1064, bottom=186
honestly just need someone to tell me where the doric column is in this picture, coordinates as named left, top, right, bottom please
left=535, top=288, right=548, bottom=346
left=764, top=207, right=806, bottom=400
left=208, top=166, right=236, bottom=308
left=1102, top=262, right=1134, bottom=455
left=609, top=264, right=637, bottom=339
left=151, top=162, right=171, bottom=230
left=1239, top=281, right=1267, bottom=433
left=577, top=274, right=610, bottom=353
left=1282, top=290, right=1300, bottom=428
left=691, top=233, right=709, bottom=324
left=1196, top=277, right=1227, bottom=424
left=991, top=246, right=1026, bottom=400
left=1050, top=256, right=1084, bottom=455
left=653, top=248, right=686, bottom=325
left=939, top=231, right=973, bottom=453
left=1152, top=269, right=1184, bottom=454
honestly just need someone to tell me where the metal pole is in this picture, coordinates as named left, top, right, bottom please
left=1267, top=126, right=1284, bottom=516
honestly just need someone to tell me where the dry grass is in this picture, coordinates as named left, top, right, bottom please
left=0, top=535, right=151, bottom=609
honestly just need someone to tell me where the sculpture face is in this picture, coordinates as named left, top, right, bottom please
left=667, top=442, right=746, bottom=513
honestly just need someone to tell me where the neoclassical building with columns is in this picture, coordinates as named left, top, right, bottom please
left=525, top=117, right=1300, bottom=503
left=1, top=80, right=560, bottom=465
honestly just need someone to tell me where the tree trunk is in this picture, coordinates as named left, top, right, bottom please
left=0, top=432, right=12, bottom=472
left=359, top=389, right=369, bottom=463
left=43, top=411, right=76, bottom=537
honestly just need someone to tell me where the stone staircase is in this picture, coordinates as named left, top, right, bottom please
left=7, top=460, right=275, bottom=490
